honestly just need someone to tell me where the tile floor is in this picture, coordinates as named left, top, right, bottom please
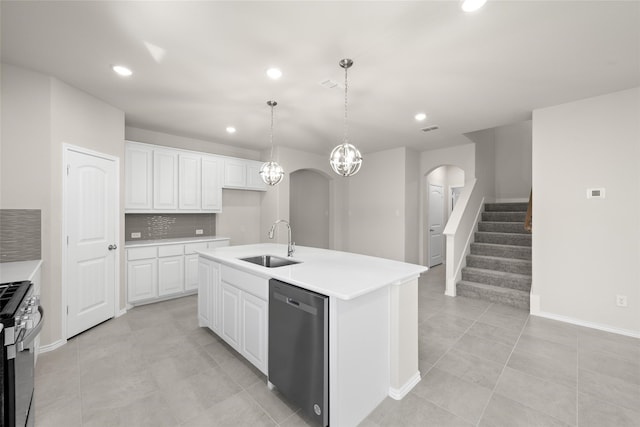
left=35, top=265, right=640, bottom=426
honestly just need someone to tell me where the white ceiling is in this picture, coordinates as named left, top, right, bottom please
left=2, top=1, right=639, bottom=155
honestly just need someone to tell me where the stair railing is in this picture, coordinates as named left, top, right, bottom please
left=524, top=190, right=532, bottom=232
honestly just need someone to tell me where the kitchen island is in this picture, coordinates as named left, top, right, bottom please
left=197, top=243, right=427, bottom=427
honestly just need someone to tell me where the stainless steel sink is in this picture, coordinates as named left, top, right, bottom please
left=239, top=255, right=301, bottom=268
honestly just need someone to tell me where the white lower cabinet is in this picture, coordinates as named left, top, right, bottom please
left=240, top=291, right=268, bottom=373
left=127, top=239, right=229, bottom=305
left=198, top=260, right=268, bottom=374
left=158, top=255, right=184, bottom=296
left=221, top=282, right=242, bottom=352
left=127, top=258, right=158, bottom=302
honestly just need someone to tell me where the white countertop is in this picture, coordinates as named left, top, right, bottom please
left=197, top=243, right=427, bottom=300
left=125, top=236, right=230, bottom=248
left=0, top=260, right=43, bottom=283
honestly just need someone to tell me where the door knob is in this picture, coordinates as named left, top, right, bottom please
left=108, top=244, right=118, bottom=251
left=429, top=229, right=435, bottom=232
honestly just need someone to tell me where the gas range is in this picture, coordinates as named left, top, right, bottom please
left=1, top=280, right=42, bottom=427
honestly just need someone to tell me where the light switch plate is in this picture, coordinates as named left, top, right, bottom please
left=195, top=229, right=203, bottom=235
left=131, top=232, right=141, bottom=239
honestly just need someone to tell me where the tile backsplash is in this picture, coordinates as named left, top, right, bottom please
left=0, top=209, right=42, bottom=263
left=125, top=213, right=216, bottom=241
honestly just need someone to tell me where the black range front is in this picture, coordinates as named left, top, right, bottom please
left=1, top=281, right=44, bottom=427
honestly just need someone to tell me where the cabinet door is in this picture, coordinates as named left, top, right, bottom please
left=179, top=154, right=201, bottom=210
left=125, top=143, right=153, bottom=210
left=202, top=156, right=222, bottom=212
left=184, top=253, right=200, bottom=291
left=240, top=292, right=268, bottom=374
left=198, top=258, right=219, bottom=329
left=223, top=159, right=247, bottom=188
left=246, top=160, right=267, bottom=191
left=127, top=258, right=158, bottom=303
left=221, top=282, right=242, bottom=352
left=153, top=150, right=178, bottom=210
left=158, top=255, right=184, bottom=296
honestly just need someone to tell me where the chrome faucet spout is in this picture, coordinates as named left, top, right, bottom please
left=268, top=219, right=295, bottom=257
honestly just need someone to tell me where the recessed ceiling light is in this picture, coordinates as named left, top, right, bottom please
left=415, top=113, right=427, bottom=121
left=112, top=65, right=132, bottom=76
left=226, top=126, right=236, bottom=134
left=266, top=67, right=283, bottom=80
left=461, top=0, right=487, bottom=12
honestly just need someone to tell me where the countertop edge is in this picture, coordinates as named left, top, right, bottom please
left=0, top=259, right=43, bottom=283
left=125, top=236, right=230, bottom=248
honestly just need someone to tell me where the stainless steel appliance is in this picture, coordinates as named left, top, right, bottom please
left=1, top=281, right=43, bottom=427
left=268, top=279, right=328, bottom=427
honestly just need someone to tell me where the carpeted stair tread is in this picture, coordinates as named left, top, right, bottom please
left=457, top=280, right=530, bottom=310
left=484, top=203, right=529, bottom=212
left=470, top=242, right=531, bottom=260
left=478, top=221, right=529, bottom=234
left=466, top=254, right=532, bottom=275
left=475, top=231, right=532, bottom=247
left=462, top=267, right=531, bottom=291
left=482, top=211, right=527, bottom=222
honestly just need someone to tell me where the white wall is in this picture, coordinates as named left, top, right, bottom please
left=216, top=190, right=262, bottom=245
left=404, top=149, right=420, bottom=264
left=1, top=64, right=125, bottom=347
left=290, top=169, right=330, bottom=249
left=466, top=128, right=496, bottom=203
left=495, top=121, right=532, bottom=201
left=532, top=87, right=640, bottom=335
left=347, top=147, right=407, bottom=261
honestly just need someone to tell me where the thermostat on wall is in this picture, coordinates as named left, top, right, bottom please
left=587, top=188, right=605, bottom=199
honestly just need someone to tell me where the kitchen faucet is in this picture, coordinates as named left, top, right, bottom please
left=268, top=219, right=295, bottom=257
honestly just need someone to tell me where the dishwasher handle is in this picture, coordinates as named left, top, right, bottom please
left=273, top=292, right=318, bottom=316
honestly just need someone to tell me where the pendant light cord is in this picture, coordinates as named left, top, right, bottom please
left=270, top=102, right=275, bottom=160
left=343, top=64, right=349, bottom=146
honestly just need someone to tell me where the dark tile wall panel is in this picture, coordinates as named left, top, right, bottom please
left=0, top=209, right=42, bottom=263
left=125, top=213, right=216, bottom=241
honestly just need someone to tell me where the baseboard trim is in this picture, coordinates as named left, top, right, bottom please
left=532, top=311, right=640, bottom=339
left=388, top=371, right=421, bottom=400
left=39, top=339, right=67, bottom=353
left=116, top=307, right=127, bottom=317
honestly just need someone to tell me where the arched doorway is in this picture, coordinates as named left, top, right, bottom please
left=290, top=169, right=330, bottom=249
left=424, top=165, right=465, bottom=267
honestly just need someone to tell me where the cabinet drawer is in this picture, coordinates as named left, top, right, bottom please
left=158, top=244, right=184, bottom=257
left=221, top=265, right=268, bottom=300
left=127, top=247, right=157, bottom=261
left=185, top=242, right=208, bottom=255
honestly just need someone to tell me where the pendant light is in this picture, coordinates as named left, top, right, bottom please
left=259, top=100, right=285, bottom=186
left=329, top=58, right=363, bottom=177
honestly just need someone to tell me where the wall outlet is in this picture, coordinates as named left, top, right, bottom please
left=195, top=229, right=203, bottom=235
left=131, top=232, right=141, bottom=239
left=616, top=295, right=628, bottom=307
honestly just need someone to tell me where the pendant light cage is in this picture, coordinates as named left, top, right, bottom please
left=329, top=58, right=362, bottom=177
left=260, top=100, right=285, bottom=186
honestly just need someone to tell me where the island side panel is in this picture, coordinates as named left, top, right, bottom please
left=329, top=287, right=390, bottom=427
left=389, top=277, right=420, bottom=398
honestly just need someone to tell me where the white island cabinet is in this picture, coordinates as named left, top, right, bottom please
left=197, top=243, right=427, bottom=427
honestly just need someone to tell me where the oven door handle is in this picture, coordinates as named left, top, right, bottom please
left=16, top=306, right=44, bottom=352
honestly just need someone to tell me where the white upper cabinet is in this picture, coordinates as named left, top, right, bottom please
left=179, top=153, right=202, bottom=210
left=125, top=141, right=263, bottom=212
left=153, top=149, right=179, bottom=210
left=125, top=143, right=153, bottom=210
left=202, top=155, right=222, bottom=212
left=223, top=158, right=267, bottom=191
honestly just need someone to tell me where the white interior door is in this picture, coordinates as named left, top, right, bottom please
left=66, top=148, right=117, bottom=338
left=428, top=184, right=444, bottom=267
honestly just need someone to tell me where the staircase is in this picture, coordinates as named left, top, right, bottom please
left=457, top=202, right=531, bottom=310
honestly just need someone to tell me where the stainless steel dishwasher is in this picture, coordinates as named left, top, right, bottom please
left=268, top=279, right=328, bottom=427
